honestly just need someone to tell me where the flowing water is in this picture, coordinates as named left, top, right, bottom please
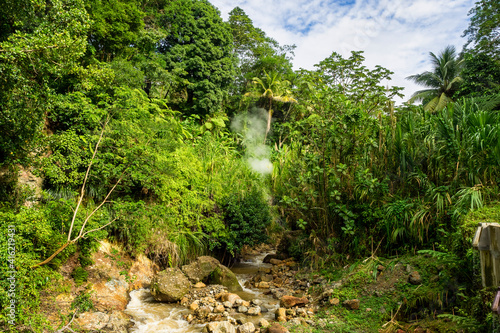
left=125, top=253, right=277, bottom=332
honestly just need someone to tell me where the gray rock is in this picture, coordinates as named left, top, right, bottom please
left=151, top=267, right=191, bottom=302
left=237, top=322, right=256, bottom=333
left=238, top=306, right=248, bottom=313
left=247, top=306, right=261, bottom=316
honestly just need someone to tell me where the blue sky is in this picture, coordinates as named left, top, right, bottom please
left=210, top=0, right=475, bottom=103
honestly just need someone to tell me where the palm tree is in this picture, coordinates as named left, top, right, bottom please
left=245, top=71, right=296, bottom=142
left=406, top=45, right=463, bottom=112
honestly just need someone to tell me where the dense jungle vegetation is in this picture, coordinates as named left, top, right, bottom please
left=0, top=0, right=500, bottom=331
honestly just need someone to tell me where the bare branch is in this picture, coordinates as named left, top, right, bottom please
left=80, top=218, right=118, bottom=239
left=67, top=115, right=109, bottom=242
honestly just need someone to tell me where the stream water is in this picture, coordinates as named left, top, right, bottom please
left=125, top=253, right=277, bottom=332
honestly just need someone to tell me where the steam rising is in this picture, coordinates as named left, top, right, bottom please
left=231, top=108, right=273, bottom=175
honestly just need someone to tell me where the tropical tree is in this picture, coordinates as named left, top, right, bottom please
left=158, top=0, right=235, bottom=116
left=406, top=45, right=463, bottom=112
left=463, top=0, right=500, bottom=58
left=245, top=71, right=296, bottom=142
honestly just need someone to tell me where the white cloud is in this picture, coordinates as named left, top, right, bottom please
left=211, top=0, right=474, bottom=103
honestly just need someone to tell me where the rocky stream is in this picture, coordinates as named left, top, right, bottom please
left=124, top=251, right=316, bottom=333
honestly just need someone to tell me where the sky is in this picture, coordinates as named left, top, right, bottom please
left=210, top=0, right=475, bottom=104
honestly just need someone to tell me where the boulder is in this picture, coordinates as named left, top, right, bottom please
left=182, top=256, right=243, bottom=292
left=209, top=265, right=243, bottom=292
left=204, top=321, right=237, bottom=333
left=151, top=267, right=192, bottom=302
left=280, top=296, right=309, bottom=308
left=91, top=278, right=129, bottom=311
left=104, top=311, right=131, bottom=333
left=182, top=256, right=220, bottom=283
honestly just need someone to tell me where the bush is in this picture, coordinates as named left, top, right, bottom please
left=222, top=189, right=272, bottom=255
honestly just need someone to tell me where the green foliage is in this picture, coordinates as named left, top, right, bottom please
left=85, top=0, right=145, bottom=60
left=71, top=291, right=94, bottom=313
left=222, top=189, right=272, bottom=255
left=71, top=267, right=88, bottom=286
left=158, top=0, right=236, bottom=115
left=406, top=45, right=463, bottom=112
left=463, top=0, right=500, bottom=58
left=0, top=0, right=90, bottom=166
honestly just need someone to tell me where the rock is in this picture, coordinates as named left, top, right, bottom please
left=104, top=311, right=131, bottom=333
left=205, top=321, right=237, bottom=333
left=261, top=274, right=274, bottom=282
left=320, top=289, right=334, bottom=299
left=75, top=312, right=110, bottom=331
left=182, top=256, right=220, bottom=283
left=151, top=267, right=192, bottom=302
left=408, top=271, right=422, bottom=285
left=238, top=322, right=256, bottom=333
left=260, top=305, right=269, bottom=313
left=288, top=318, right=301, bottom=326
left=259, top=318, right=270, bottom=327
left=296, top=308, right=307, bottom=317
left=342, top=299, right=360, bottom=310
left=377, top=265, right=385, bottom=272
left=221, top=293, right=242, bottom=307
left=258, top=281, right=270, bottom=289
left=223, top=301, right=233, bottom=308
left=266, top=323, right=289, bottom=333
left=197, top=306, right=214, bottom=318
left=210, top=265, right=243, bottom=292
left=252, top=299, right=262, bottom=306
left=275, top=308, right=287, bottom=322
left=259, top=267, right=272, bottom=274
left=215, top=304, right=225, bottom=313
left=329, top=298, right=340, bottom=305
left=273, top=277, right=283, bottom=287
left=195, top=282, right=207, bottom=288
left=235, top=299, right=250, bottom=307
left=238, top=306, right=248, bottom=313
left=263, top=254, right=280, bottom=263
left=270, top=259, right=283, bottom=265
left=247, top=306, right=261, bottom=316
left=91, top=278, right=129, bottom=311
left=128, top=254, right=157, bottom=290
left=190, top=301, right=200, bottom=311
left=280, top=296, right=309, bottom=308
